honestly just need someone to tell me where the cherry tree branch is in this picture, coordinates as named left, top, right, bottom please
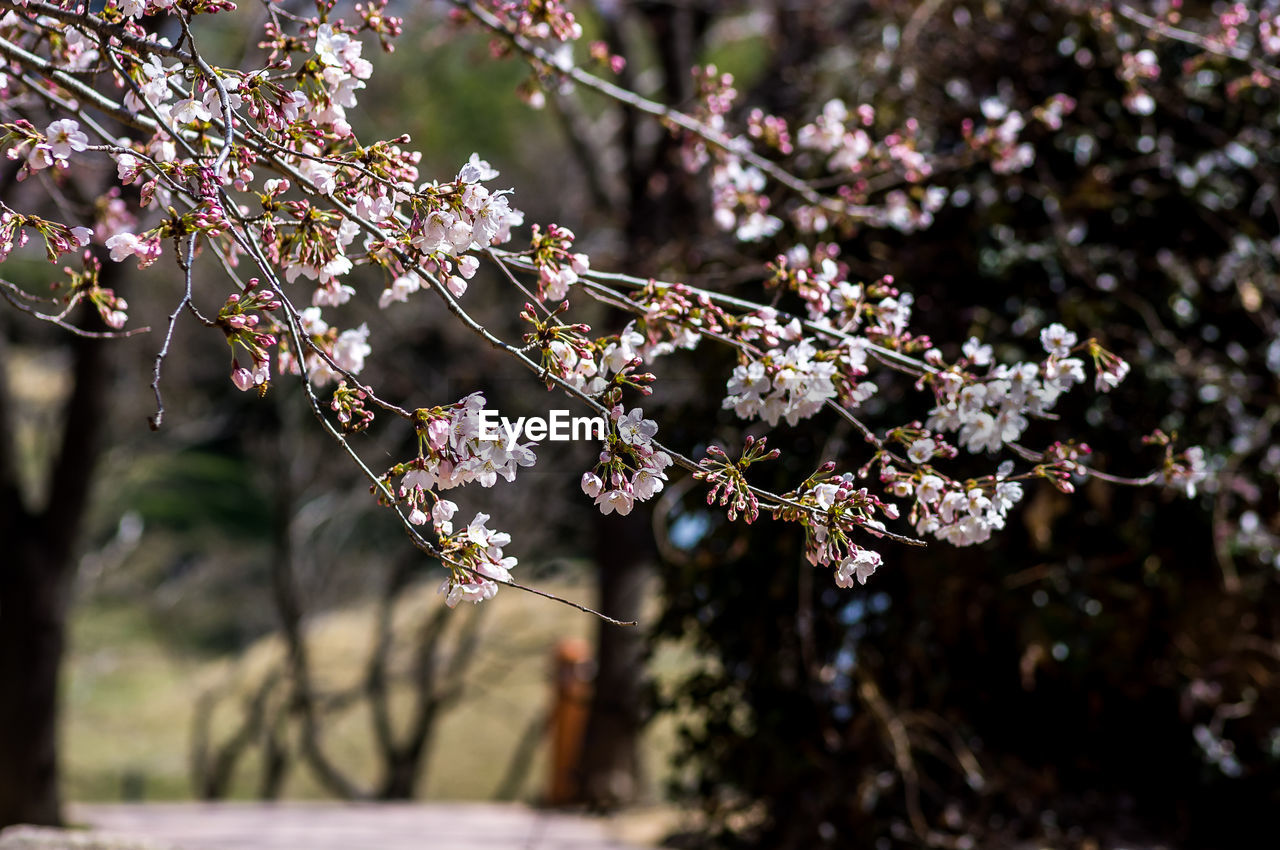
left=1114, top=3, right=1280, bottom=84
left=0, top=1, right=1204, bottom=624
left=0, top=278, right=149, bottom=338
left=452, top=0, right=884, bottom=224
left=0, top=0, right=195, bottom=63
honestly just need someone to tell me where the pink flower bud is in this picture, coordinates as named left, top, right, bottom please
left=231, top=366, right=254, bottom=391
left=432, top=499, right=458, bottom=524
left=427, top=418, right=449, bottom=450
left=457, top=255, right=480, bottom=279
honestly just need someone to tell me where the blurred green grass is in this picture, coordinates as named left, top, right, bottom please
left=63, top=574, right=691, bottom=805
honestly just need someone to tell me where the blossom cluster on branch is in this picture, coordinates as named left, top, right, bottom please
left=0, top=0, right=1211, bottom=617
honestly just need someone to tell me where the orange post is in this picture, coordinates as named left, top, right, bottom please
left=547, top=637, right=593, bottom=806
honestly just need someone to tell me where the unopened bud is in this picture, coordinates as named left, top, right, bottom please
left=231, top=365, right=254, bottom=391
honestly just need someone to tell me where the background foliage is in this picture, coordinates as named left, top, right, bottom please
left=648, top=2, right=1280, bottom=848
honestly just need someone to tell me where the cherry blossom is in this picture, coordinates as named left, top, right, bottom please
left=0, top=0, right=1207, bottom=610
left=44, top=119, right=87, bottom=161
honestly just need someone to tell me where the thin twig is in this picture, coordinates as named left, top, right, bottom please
left=453, top=0, right=883, bottom=223
left=150, top=236, right=199, bottom=430
left=0, top=278, right=150, bottom=338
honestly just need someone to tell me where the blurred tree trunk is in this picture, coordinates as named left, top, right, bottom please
left=577, top=514, right=653, bottom=807
left=574, top=1, right=713, bottom=810
left=0, top=538, right=74, bottom=828
left=0, top=310, right=112, bottom=828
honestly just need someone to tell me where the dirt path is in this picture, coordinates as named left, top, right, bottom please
left=2, top=802, right=656, bottom=850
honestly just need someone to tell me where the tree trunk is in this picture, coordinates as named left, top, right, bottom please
left=0, top=322, right=110, bottom=828
left=0, top=540, right=74, bottom=827
left=576, top=513, right=652, bottom=808
left=572, top=2, right=711, bottom=810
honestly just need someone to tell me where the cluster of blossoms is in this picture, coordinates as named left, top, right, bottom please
left=1118, top=46, right=1161, bottom=115
left=307, top=22, right=375, bottom=137
left=216, top=279, right=281, bottom=392
left=69, top=252, right=130, bottom=330
left=775, top=467, right=901, bottom=587
left=519, top=301, right=600, bottom=391
left=694, top=436, right=781, bottom=524
left=329, top=381, right=374, bottom=433
left=105, top=229, right=162, bottom=269
left=361, top=154, right=522, bottom=308
left=766, top=245, right=862, bottom=327
left=722, top=302, right=878, bottom=428
left=0, top=0, right=1212, bottom=610
left=380, top=394, right=537, bottom=604
left=276, top=198, right=364, bottom=304
left=795, top=97, right=938, bottom=196
left=526, top=223, right=588, bottom=301
left=435, top=512, right=518, bottom=607
left=207, top=150, right=516, bottom=396
left=453, top=0, right=586, bottom=107
left=394, top=394, right=537, bottom=499
left=679, top=66, right=783, bottom=242
left=961, top=98, right=1047, bottom=174
left=627, top=283, right=723, bottom=359
left=709, top=156, right=781, bottom=243
left=524, top=276, right=744, bottom=405
left=699, top=252, right=1143, bottom=583
left=580, top=407, right=672, bottom=517
left=400, top=156, right=524, bottom=292
left=3, top=118, right=88, bottom=175
left=764, top=246, right=934, bottom=359
left=8, top=249, right=131, bottom=330
left=746, top=106, right=794, bottom=155
left=892, top=460, right=1026, bottom=548
left=280, top=307, right=372, bottom=387
left=1167, top=446, right=1209, bottom=498
left=723, top=339, right=843, bottom=427
left=0, top=199, right=92, bottom=265
left=1145, top=429, right=1210, bottom=498
left=923, top=323, right=1126, bottom=456
left=521, top=304, right=665, bottom=401
left=474, top=0, right=583, bottom=43
left=675, top=72, right=1079, bottom=237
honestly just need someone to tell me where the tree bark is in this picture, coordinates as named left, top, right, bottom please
left=572, top=2, right=712, bottom=810
left=0, top=538, right=75, bottom=827
left=0, top=318, right=111, bottom=828
left=576, top=512, right=653, bottom=808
